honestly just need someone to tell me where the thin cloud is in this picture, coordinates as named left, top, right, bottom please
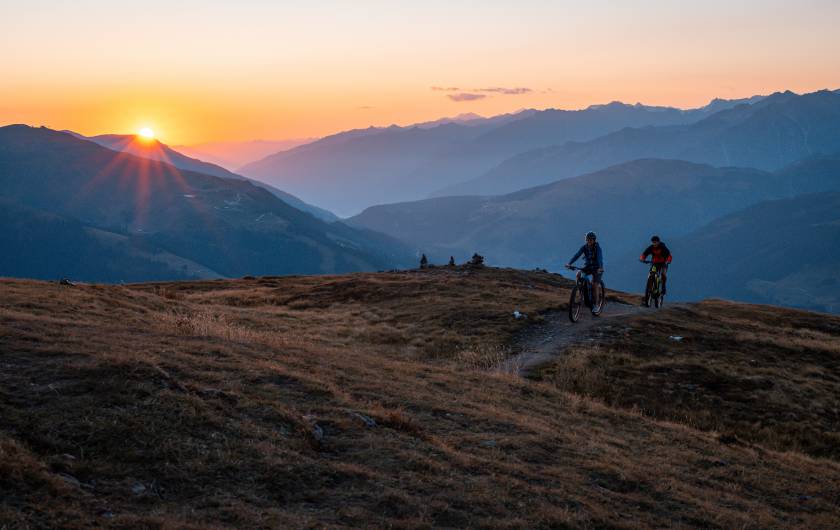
left=448, top=93, right=487, bottom=102
left=475, top=87, right=533, bottom=95
left=431, top=86, right=461, bottom=92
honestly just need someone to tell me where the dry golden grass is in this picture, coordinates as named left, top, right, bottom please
left=1, top=270, right=839, bottom=528
left=547, top=345, right=610, bottom=396
left=454, top=344, right=515, bottom=371
left=539, top=300, right=840, bottom=460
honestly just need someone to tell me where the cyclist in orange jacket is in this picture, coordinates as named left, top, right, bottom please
left=639, top=235, right=672, bottom=294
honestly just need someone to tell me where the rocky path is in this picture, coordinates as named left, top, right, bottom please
left=502, top=300, right=653, bottom=376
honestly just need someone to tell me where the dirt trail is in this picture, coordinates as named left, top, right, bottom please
left=503, top=300, right=653, bottom=376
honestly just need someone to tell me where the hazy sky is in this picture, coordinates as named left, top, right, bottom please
left=2, top=0, right=839, bottom=144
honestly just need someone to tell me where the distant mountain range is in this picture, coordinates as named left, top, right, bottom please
left=239, top=120, right=509, bottom=217
left=438, top=90, right=840, bottom=196
left=68, top=132, right=338, bottom=222
left=174, top=139, right=315, bottom=172
left=349, top=156, right=840, bottom=312
left=5, top=88, right=839, bottom=311
left=239, top=97, right=762, bottom=216
left=0, top=125, right=411, bottom=282
left=419, top=97, right=769, bottom=198
left=411, top=111, right=534, bottom=130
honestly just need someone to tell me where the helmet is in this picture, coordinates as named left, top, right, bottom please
left=585, top=231, right=597, bottom=240
left=651, top=235, right=661, bottom=242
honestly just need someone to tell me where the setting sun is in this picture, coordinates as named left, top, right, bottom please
left=138, top=127, right=155, bottom=140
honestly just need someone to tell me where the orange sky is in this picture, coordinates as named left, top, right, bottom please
left=2, top=1, right=839, bottom=145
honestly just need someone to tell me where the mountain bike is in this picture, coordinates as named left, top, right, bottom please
left=641, top=260, right=665, bottom=308
left=565, top=265, right=605, bottom=322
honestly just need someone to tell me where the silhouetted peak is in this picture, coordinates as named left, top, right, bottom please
left=1, top=124, right=36, bottom=133
left=452, top=112, right=484, bottom=121
left=588, top=100, right=631, bottom=110
left=763, top=90, right=797, bottom=101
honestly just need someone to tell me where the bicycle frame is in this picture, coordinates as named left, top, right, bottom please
left=568, top=266, right=593, bottom=295
left=648, top=265, right=663, bottom=291
left=566, top=264, right=605, bottom=321
left=576, top=269, right=591, bottom=291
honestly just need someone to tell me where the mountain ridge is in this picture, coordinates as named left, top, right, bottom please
left=0, top=125, right=411, bottom=281
left=66, top=131, right=338, bottom=222
left=350, top=155, right=840, bottom=275
left=173, top=138, right=316, bottom=171
left=436, top=90, right=840, bottom=197
left=239, top=95, right=768, bottom=215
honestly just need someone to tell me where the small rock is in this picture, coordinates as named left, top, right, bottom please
left=312, top=424, right=324, bottom=442
left=198, top=388, right=237, bottom=402
left=348, top=411, right=377, bottom=428
left=303, top=415, right=325, bottom=442
left=58, top=473, right=81, bottom=487
left=132, top=483, right=146, bottom=495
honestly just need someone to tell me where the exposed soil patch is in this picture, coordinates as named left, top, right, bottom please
left=507, top=297, right=653, bottom=375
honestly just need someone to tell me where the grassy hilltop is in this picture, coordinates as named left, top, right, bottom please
left=1, top=267, right=839, bottom=528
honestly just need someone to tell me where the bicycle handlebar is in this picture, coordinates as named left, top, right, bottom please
left=565, top=265, right=604, bottom=272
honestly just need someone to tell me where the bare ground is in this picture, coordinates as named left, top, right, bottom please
left=507, top=297, right=653, bottom=375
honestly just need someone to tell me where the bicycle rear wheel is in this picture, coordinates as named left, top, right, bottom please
left=569, top=285, right=584, bottom=322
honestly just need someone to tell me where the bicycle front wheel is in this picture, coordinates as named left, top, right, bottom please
left=569, top=285, right=584, bottom=322
left=653, top=275, right=664, bottom=309
left=592, top=280, right=606, bottom=315
left=644, top=276, right=654, bottom=308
